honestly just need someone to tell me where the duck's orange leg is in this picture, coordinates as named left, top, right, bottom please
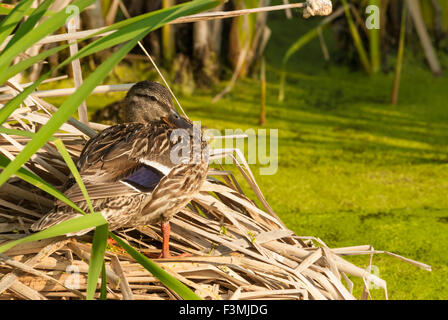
left=159, top=221, right=172, bottom=258
left=158, top=221, right=190, bottom=259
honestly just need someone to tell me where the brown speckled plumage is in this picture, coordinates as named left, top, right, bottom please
left=31, top=82, right=209, bottom=248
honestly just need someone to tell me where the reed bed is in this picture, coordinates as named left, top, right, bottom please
left=0, top=97, right=430, bottom=300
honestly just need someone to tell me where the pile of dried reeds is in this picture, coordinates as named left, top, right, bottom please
left=0, top=97, right=431, bottom=300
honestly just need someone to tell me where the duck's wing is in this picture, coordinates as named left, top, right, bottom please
left=56, top=163, right=165, bottom=206
left=77, top=122, right=174, bottom=184
left=57, top=122, right=180, bottom=205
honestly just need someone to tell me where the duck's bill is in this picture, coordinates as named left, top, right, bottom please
left=163, top=110, right=193, bottom=130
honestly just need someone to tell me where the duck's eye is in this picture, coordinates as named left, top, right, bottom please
left=134, top=93, right=157, bottom=101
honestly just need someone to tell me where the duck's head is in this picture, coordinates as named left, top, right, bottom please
left=125, top=81, right=191, bottom=129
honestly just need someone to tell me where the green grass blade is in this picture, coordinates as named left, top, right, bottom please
left=53, top=138, right=94, bottom=214
left=100, top=261, right=108, bottom=300
left=2, top=0, right=55, bottom=53
left=278, top=70, right=287, bottom=102
left=109, top=233, right=201, bottom=300
left=0, top=127, right=39, bottom=139
left=0, top=0, right=96, bottom=73
left=0, top=44, right=67, bottom=85
left=0, top=126, right=59, bottom=142
left=0, top=212, right=107, bottom=254
left=0, top=0, right=34, bottom=46
left=0, top=154, right=84, bottom=215
left=86, top=224, right=108, bottom=300
left=0, top=3, right=56, bottom=17
left=0, top=0, right=220, bottom=188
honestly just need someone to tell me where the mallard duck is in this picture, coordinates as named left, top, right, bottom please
left=31, top=81, right=209, bottom=258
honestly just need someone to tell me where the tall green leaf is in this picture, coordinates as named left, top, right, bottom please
left=0, top=43, right=67, bottom=84
left=0, top=0, right=96, bottom=74
left=2, top=0, right=55, bottom=52
left=53, top=138, right=94, bottom=214
left=0, top=3, right=55, bottom=17
left=100, top=261, right=108, bottom=300
left=86, top=224, right=109, bottom=300
left=0, top=0, right=34, bottom=46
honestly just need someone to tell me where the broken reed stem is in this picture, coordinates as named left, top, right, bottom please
left=67, top=16, right=89, bottom=125
left=172, top=2, right=307, bottom=24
